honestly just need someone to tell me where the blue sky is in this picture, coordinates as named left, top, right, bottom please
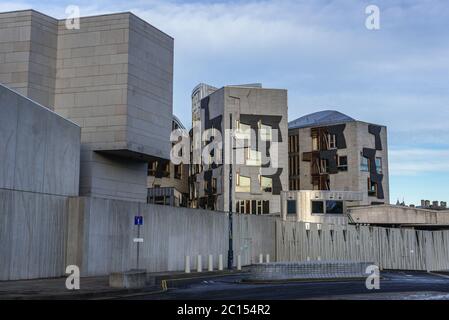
left=2, top=0, right=448, bottom=205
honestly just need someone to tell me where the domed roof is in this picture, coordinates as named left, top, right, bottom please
left=289, top=110, right=355, bottom=129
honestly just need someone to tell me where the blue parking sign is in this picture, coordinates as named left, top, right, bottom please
left=134, top=216, right=143, bottom=226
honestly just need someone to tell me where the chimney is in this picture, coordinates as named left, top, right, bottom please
left=441, top=201, right=447, bottom=209
left=421, top=200, right=426, bottom=207
left=433, top=201, right=439, bottom=208
left=425, top=200, right=431, bottom=207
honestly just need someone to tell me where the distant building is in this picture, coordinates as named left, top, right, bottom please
left=147, top=116, right=189, bottom=207
left=288, top=110, right=390, bottom=207
left=189, top=83, right=288, bottom=214
left=418, top=200, right=448, bottom=211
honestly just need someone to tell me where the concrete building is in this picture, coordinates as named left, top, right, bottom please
left=288, top=110, right=390, bottom=206
left=189, top=83, right=288, bottom=214
left=0, top=9, right=174, bottom=202
left=0, top=83, right=80, bottom=196
left=147, top=116, right=189, bottom=206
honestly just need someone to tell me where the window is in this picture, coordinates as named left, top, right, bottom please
left=312, top=201, right=324, bottom=214
left=312, top=135, right=319, bottom=151
left=148, top=161, right=158, bottom=176
left=263, top=200, right=270, bottom=214
left=321, top=159, right=329, bottom=173
left=375, top=157, right=382, bottom=174
left=368, top=178, right=377, bottom=197
left=338, top=156, right=348, bottom=172
left=361, top=157, right=369, bottom=172
left=260, top=176, right=273, bottom=192
left=236, top=173, right=251, bottom=193
left=257, top=200, right=263, bottom=214
left=326, top=200, right=343, bottom=214
left=328, top=134, right=337, bottom=149
left=287, top=200, right=296, bottom=214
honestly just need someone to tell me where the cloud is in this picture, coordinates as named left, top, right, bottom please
left=389, top=148, right=449, bottom=176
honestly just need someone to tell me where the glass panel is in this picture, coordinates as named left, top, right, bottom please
left=326, top=200, right=343, bottom=214
left=236, top=175, right=251, bottom=193
left=312, top=201, right=324, bottom=214
left=260, top=176, right=273, bottom=192
left=360, top=157, right=369, bottom=172
left=287, top=200, right=296, bottom=214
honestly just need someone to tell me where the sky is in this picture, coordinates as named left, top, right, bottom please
left=1, top=0, right=448, bottom=205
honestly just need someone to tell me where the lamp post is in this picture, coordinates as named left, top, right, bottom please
left=228, top=113, right=234, bottom=270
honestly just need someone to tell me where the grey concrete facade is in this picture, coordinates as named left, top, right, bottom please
left=0, top=10, right=174, bottom=202
left=280, top=190, right=363, bottom=225
left=190, top=84, right=289, bottom=214
left=0, top=83, right=80, bottom=196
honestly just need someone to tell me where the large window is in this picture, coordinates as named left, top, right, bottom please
left=312, top=200, right=344, bottom=214
left=235, top=173, right=251, bottom=193
left=326, top=200, right=344, bottom=214
left=312, top=201, right=324, bottom=214
left=260, top=176, right=273, bottom=192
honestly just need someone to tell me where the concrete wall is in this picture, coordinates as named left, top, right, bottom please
left=349, top=204, right=449, bottom=226
left=0, top=188, right=69, bottom=280
left=67, top=196, right=276, bottom=276
left=276, top=220, right=449, bottom=271
left=0, top=83, right=80, bottom=196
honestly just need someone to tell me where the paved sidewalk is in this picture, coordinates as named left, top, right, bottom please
left=0, top=270, right=246, bottom=300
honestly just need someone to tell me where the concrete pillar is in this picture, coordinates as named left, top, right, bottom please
left=237, top=255, right=242, bottom=270
left=218, top=254, right=223, bottom=271
left=280, top=192, right=287, bottom=221
left=197, top=255, right=202, bottom=272
left=185, top=255, right=190, bottom=273
left=259, top=254, right=263, bottom=264
left=266, top=254, right=270, bottom=263
left=208, top=254, right=213, bottom=272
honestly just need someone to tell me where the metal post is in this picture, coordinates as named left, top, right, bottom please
left=228, top=113, right=234, bottom=270
left=137, top=224, right=140, bottom=270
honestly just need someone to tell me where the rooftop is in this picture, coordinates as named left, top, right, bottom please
left=288, top=110, right=355, bottom=129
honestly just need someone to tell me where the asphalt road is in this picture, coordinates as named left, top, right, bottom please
left=122, top=271, right=449, bottom=300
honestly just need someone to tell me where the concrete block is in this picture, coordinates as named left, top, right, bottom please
left=109, top=270, right=147, bottom=289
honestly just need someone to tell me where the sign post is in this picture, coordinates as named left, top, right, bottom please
left=134, top=215, right=143, bottom=270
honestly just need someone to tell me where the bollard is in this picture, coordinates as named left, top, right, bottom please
left=237, top=255, right=242, bottom=270
left=218, top=254, right=223, bottom=271
left=259, top=254, right=263, bottom=264
left=197, top=255, right=202, bottom=272
left=266, top=254, right=270, bottom=263
left=185, top=255, right=190, bottom=273
left=208, top=254, right=213, bottom=272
